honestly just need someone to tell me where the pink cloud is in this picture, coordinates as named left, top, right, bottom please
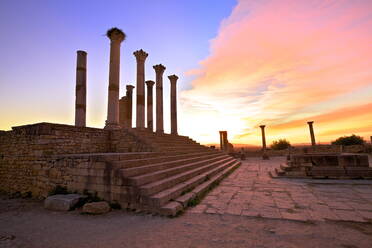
left=180, top=0, right=372, bottom=144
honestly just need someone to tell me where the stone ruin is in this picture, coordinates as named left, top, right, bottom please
left=0, top=28, right=241, bottom=216
left=272, top=152, right=371, bottom=179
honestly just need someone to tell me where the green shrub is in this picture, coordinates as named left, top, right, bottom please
left=270, top=139, right=291, bottom=150
left=331, top=134, right=365, bottom=146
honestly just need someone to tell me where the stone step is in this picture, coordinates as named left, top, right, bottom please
left=112, top=151, right=219, bottom=169
left=127, top=154, right=229, bottom=186
left=121, top=152, right=223, bottom=177
left=153, top=146, right=209, bottom=152
left=310, top=166, right=346, bottom=178
left=151, top=142, right=201, bottom=147
left=139, top=156, right=234, bottom=197
left=275, top=168, right=286, bottom=176
left=55, top=152, right=164, bottom=162
left=145, top=158, right=236, bottom=208
left=159, top=160, right=241, bottom=216
left=345, top=167, right=372, bottom=178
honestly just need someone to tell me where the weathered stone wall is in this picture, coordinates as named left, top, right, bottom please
left=0, top=122, right=151, bottom=197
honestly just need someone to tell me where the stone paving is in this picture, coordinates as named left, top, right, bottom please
left=190, top=156, right=372, bottom=222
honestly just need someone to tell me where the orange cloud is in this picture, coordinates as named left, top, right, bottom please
left=180, top=0, right=372, bottom=145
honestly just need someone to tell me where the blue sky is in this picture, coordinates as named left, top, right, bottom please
left=0, top=0, right=236, bottom=130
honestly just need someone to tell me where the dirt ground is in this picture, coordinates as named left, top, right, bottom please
left=1, top=196, right=372, bottom=248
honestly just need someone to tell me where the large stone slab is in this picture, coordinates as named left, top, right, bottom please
left=44, top=194, right=86, bottom=211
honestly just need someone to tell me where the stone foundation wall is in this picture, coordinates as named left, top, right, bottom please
left=0, top=122, right=150, bottom=197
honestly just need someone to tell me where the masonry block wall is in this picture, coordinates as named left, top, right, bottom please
left=0, top=122, right=150, bottom=197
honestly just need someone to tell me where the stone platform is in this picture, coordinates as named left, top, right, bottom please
left=190, top=157, right=372, bottom=223
left=272, top=153, right=372, bottom=179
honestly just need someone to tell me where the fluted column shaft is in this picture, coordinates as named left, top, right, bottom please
left=75, top=50, right=87, bottom=127
left=106, top=39, right=123, bottom=128
left=134, top=50, right=148, bottom=129
left=169, top=75, right=179, bottom=135
left=119, top=96, right=128, bottom=126
left=153, top=64, right=166, bottom=133
left=125, top=85, right=135, bottom=128
left=307, top=121, right=316, bottom=146
left=146, top=81, right=155, bottom=131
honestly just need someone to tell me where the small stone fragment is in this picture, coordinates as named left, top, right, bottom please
left=82, top=201, right=111, bottom=214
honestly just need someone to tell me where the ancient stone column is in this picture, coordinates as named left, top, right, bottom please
left=168, top=74, right=179, bottom=135
left=134, top=49, right=148, bottom=129
left=260, top=125, right=269, bottom=160
left=125, top=85, right=135, bottom=128
left=153, top=64, right=166, bottom=133
left=75, top=50, right=87, bottom=127
left=119, top=96, right=128, bottom=127
left=219, top=131, right=224, bottom=151
left=105, top=28, right=125, bottom=129
left=307, top=121, right=316, bottom=146
left=145, top=80, right=155, bottom=131
left=223, top=131, right=228, bottom=151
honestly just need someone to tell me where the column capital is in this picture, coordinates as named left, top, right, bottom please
left=77, top=50, right=87, bottom=55
left=259, top=125, right=266, bottom=129
left=133, top=49, right=148, bottom=62
left=126, top=85, right=135, bottom=91
left=106, top=27, right=126, bottom=43
left=168, top=74, right=179, bottom=82
left=145, top=80, right=155, bottom=87
left=153, top=64, right=166, bottom=74
left=307, top=121, right=314, bottom=125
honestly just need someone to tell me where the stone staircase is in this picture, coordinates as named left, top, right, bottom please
left=66, top=129, right=241, bottom=216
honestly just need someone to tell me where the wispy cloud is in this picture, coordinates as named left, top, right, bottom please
left=179, top=0, right=372, bottom=145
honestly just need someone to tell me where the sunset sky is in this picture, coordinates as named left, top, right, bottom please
left=0, top=0, right=371, bottom=146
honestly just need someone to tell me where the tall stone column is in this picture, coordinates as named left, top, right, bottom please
left=105, top=28, right=125, bottom=129
left=119, top=96, right=128, bottom=127
left=307, top=121, right=316, bottom=146
left=134, top=49, right=148, bottom=129
left=168, top=75, right=179, bottom=135
left=153, top=64, right=166, bottom=133
left=260, top=125, right=269, bottom=160
left=125, top=85, right=135, bottom=128
left=219, top=131, right=224, bottom=151
left=75, top=50, right=87, bottom=127
left=223, top=131, right=228, bottom=151
left=145, top=80, right=155, bottom=131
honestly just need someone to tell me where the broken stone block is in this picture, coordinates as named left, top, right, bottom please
left=44, top=194, right=86, bottom=211
left=82, top=201, right=111, bottom=214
